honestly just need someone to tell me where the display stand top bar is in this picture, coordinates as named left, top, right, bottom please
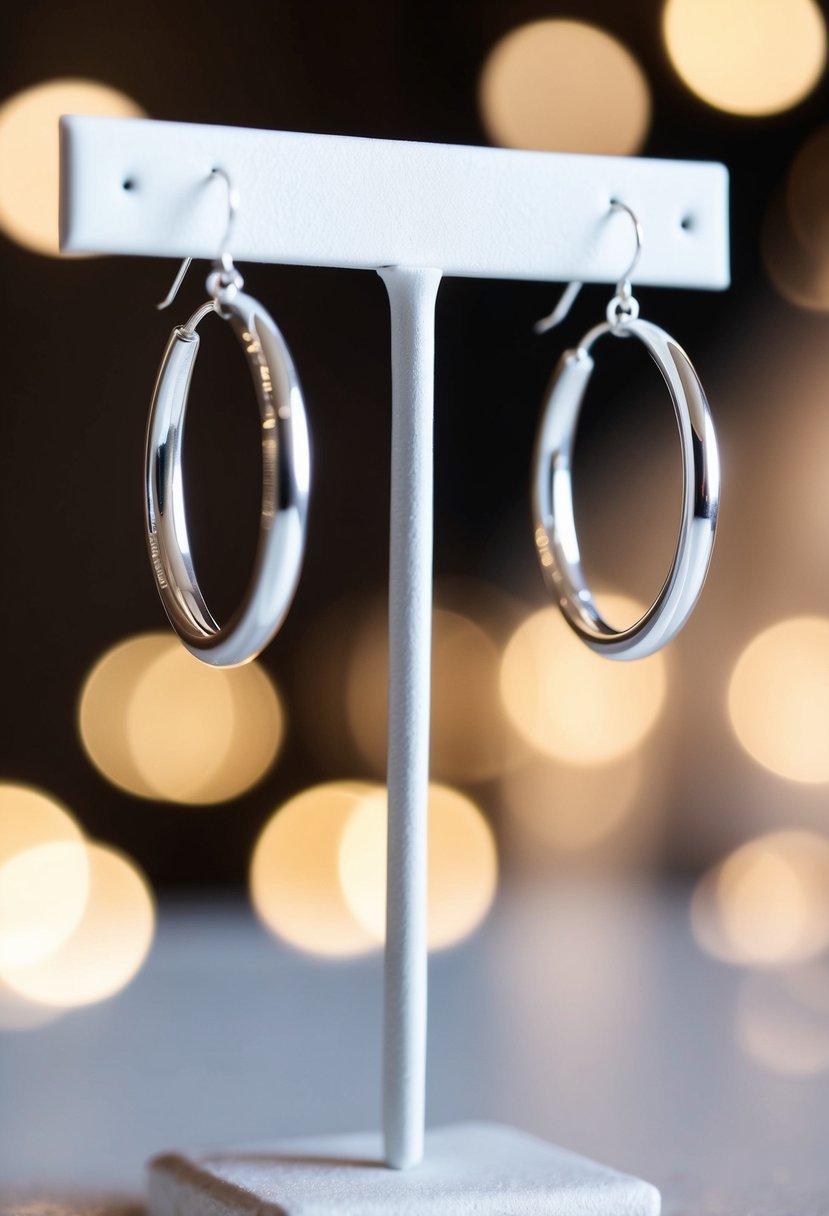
left=60, top=117, right=729, bottom=288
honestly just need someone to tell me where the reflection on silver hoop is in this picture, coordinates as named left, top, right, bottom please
left=532, top=314, right=719, bottom=661
left=145, top=286, right=310, bottom=668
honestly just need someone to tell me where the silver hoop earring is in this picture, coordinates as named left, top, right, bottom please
left=145, top=169, right=310, bottom=668
left=531, top=201, right=720, bottom=662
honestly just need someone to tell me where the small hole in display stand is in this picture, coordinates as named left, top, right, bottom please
left=680, top=214, right=695, bottom=231
left=122, top=178, right=137, bottom=192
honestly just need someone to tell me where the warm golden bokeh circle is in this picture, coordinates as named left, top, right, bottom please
left=0, top=78, right=145, bottom=255
left=502, top=753, right=643, bottom=853
left=0, top=784, right=89, bottom=969
left=787, top=125, right=829, bottom=263
left=691, top=832, right=829, bottom=967
left=0, top=979, right=65, bottom=1031
left=663, top=0, right=826, bottom=116
left=126, top=643, right=236, bottom=801
left=479, top=19, right=651, bottom=155
left=79, top=635, right=171, bottom=799
left=249, top=783, right=382, bottom=958
left=127, top=644, right=283, bottom=803
left=1, top=843, right=155, bottom=1007
left=0, top=842, right=90, bottom=971
left=762, top=190, right=829, bottom=313
left=347, top=604, right=524, bottom=783
left=251, top=781, right=498, bottom=957
left=79, top=633, right=283, bottom=804
left=728, top=617, right=829, bottom=782
left=499, top=598, right=667, bottom=765
left=338, top=784, right=498, bottom=951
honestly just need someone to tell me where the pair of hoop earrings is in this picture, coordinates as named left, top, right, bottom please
left=145, top=170, right=310, bottom=669
left=144, top=181, right=718, bottom=672
left=531, top=201, right=720, bottom=662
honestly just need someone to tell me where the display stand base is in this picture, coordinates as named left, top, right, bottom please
left=147, top=1121, right=660, bottom=1216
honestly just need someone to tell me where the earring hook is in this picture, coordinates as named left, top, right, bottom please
left=157, top=167, right=240, bottom=311
left=534, top=198, right=644, bottom=334
left=608, top=199, right=643, bottom=291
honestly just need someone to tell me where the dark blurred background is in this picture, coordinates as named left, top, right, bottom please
left=2, top=0, right=829, bottom=987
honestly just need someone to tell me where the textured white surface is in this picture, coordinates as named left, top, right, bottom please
left=147, top=1122, right=661, bottom=1216
left=379, top=267, right=441, bottom=1169
left=59, top=117, right=729, bottom=288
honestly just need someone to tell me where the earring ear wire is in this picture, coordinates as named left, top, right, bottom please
left=156, top=166, right=240, bottom=311
left=533, top=198, right=644, bottom=334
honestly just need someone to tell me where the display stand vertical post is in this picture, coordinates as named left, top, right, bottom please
left=60, top=116, right=728, bottom=1213
left=379, top=266, right=442, bottom=1169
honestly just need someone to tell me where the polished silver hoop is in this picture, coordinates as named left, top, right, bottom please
left=532, top=316, right=719, bottom=661
left=145, top=288, right=310, bottom=668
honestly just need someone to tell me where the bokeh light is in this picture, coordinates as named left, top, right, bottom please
left=691, top=832, right=829, bottom=967
left=0, top=784, right=88, bottom=969
left=128, top=642, right=283, bottom=803
left=499, top=598, right=667, bottom=765
left=347, top=604, right=525, bottom=783
left=763, top=125, right=829, bottom=312
left=251, top=781, right=498, bottom=957
left=338, top=784, right=498, bottom=951
left=0, top=78, right=145, bottom=256
left=762, top=188, right=829, bottom=312
left=79, top=633, right=283, bottom=804
left=737, top=967, right=829, bottom=1076
left=2, top=843, right=155, bottom=1007
left=663, top=0, right=826, bottom=116
left=787, top=125, right=829, bottom=262
left=728, top=617, right=829, bottom=782
left=250, top=783, right=381, bottom=958
left=79, top=635, right=170, bottom=799
left=0, top=979, right=65, bottom=1032
left=478, top=20, right=650, bottom=155
left=0, top=842, right=90, bottom=972
left=501, top=753, right=643, bottom=854
left=126, top=641, right=235, bottom=801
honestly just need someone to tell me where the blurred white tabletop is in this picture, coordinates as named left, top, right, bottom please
left=2, top=878, right=828, bottom=1214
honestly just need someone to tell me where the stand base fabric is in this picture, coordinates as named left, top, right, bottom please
left=147, top=1121, right=660, bottom=1216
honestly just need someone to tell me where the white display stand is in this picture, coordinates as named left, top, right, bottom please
left=60, top=117, right=728, bottom=1214
left=147, top=1122, right=661, bottom=1216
